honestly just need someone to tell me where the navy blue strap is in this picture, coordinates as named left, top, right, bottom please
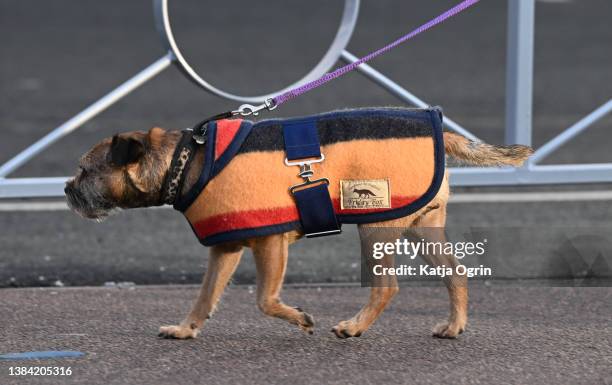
left=292, top=182, right=341, bottom=237
left=282, top=118, right=341, bottom=237
left=282, top=120, right=321, bottom=161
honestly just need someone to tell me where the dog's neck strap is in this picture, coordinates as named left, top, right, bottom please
left=160, top=130, right=198, bottom=206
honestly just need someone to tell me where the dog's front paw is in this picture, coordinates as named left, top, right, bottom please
left=158, top=324, right=198, bottom=339
left=331, top=320, right=364, bottom=339
left=432, top=320, right=465, bottom=339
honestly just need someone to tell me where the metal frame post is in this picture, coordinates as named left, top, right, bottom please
left=505, top=0, right=535, bottom=146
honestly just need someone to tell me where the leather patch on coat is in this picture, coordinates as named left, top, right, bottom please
left=340, top=179, right=391, bottom=210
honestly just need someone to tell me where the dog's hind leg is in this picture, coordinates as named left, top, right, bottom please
left=410, top=203, right=468, bottom=338
left=252, top=233, right=315, bottom=334
left=158, top=242, right=244, bottom=339
left=331, top=226, right=400, bottom=339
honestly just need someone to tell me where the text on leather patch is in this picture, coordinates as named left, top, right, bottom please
left=340, top=179, right=391, bottom=210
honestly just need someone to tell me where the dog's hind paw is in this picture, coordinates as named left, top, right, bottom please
left=331, top=320, right=364, bottom=339
left=432, top=321, right=465, bottom=339
left=158, top=324, right=198, bottom=339
left=294, top=307, right=315, bottom=335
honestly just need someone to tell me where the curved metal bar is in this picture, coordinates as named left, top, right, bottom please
left=153, top=0, right=360, bottom=104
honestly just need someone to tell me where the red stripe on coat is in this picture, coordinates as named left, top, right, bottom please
left=214, top=119, right=243, bottom=160
left=192, top=196, right=418, bottom=239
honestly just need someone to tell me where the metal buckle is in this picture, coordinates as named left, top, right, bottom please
left=289, top=177, right=329, bottom=194
left=285, top=153, right=327, bottom=193
left=284, top=151, right=340, bottom=237
left=192, top=125, right=207, bottom=144
left=305, top=228, right=343, bottom=238
left=187, top=123, right=208, bottom=144
left=284, top=154, right=325, bottom=167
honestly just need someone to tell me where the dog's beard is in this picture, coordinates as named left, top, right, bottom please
left=65, top=183, right=118, bottom=222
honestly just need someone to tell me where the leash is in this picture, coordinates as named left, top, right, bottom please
left=191, top=0, right=480, bottom=141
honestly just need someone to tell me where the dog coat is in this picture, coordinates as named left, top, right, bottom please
left=172, top=107, right=445, bottom=246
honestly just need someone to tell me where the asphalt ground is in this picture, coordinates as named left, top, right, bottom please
left=1, top=285, right=611, bottom=385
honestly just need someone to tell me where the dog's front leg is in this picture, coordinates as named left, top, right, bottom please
left=158, top=243, right=244, bottom=339
left=251, top=233, right=315, bottom=334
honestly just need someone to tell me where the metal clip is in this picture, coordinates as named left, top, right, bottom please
left=191, top=125, right=207, bottom=144
left=285, top=154, right=326, bottom=192
left=233, top=98, right=277, bottom=117
left=289, top=177, right=330, bottom=194
left=298, top=163, right=314, bottom=180
left=284, top=154, right=325, bottom=167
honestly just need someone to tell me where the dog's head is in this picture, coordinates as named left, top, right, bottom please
left=65, top=127, right=175, bottom=220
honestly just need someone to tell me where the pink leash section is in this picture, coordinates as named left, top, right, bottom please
left=271, top=0, right=481, bottom=108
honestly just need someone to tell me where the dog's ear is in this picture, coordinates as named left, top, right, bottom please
left=109, top=134, right=145, bottom=166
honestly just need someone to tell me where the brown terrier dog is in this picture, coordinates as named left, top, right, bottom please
left=66, top=116, right=532, bottom=340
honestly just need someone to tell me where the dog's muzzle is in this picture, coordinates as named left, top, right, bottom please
left=64, top=180, right=111, bottom=219
left=64, top=181, right=85, bottom=210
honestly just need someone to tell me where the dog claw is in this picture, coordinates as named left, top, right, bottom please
left=331, top=327, right=349, bottom=339
left=158, top=325, right=197, bottom=339
left=332, top=320, right=365, bottom=339
left=294, top=309, right=315, bottom=335
left=158, top=332, right=181, bottom=339
left=432, top=321, right=465, bottom=339
left=331, top=327, right=361, bottom=339
left=302, top=312, right=315, bottom=328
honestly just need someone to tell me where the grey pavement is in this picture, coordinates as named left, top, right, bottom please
left=1, top=285, right=611, bottom=385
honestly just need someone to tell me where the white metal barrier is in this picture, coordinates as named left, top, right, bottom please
left=1, top=0, right=611, bottom=198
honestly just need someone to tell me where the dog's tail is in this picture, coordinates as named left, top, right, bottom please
left=443, top=132, right=533, bottom=167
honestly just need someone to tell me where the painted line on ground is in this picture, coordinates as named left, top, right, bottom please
left=1, top=190, right=612, bottom=211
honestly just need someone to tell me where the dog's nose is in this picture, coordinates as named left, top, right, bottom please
left=64, top=180, right=75, bottom=196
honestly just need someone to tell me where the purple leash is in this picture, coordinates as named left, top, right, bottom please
left=271, top=0, right=481, bottom=108
left=193, top=0, right=480, bottom=125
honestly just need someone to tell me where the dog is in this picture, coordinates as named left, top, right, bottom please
left=65, top=108, right=532, bottom=340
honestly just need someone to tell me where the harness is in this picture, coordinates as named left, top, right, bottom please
left=163, top=107, right=445, bottom=246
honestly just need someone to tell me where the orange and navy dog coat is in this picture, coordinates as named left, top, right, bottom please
left=170, top=107, right=445, bottom=246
